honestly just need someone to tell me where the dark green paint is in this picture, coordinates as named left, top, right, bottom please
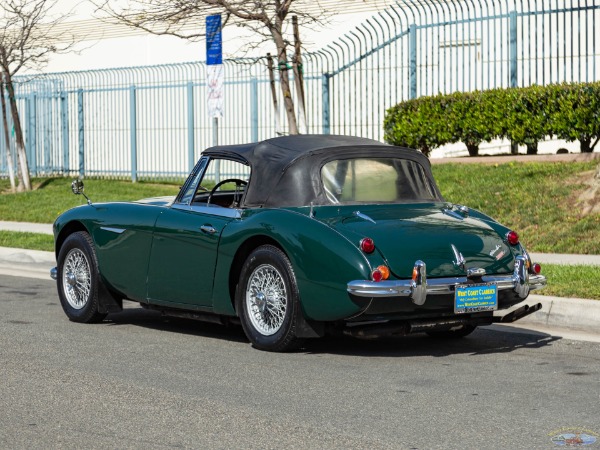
left=146, top=208, right=232, bottom=306
left=54, top=200, right=522, bottom=323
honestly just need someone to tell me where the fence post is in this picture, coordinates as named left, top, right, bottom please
left=130, top=85, right=137, bottom=182
left=509, top=10, right=518, bottom=87
left=77, top=89, right=85, bottom=178
left=322, top=73, right=330, bottom=134
left=187, top=82, right=195, bottom=172
left=27, top=93, right=37, bottom=177
left=250, top=78, right=258, bottom=142
left=61, top=92, right=69, bottom=174
left=409, top=24, right=417, bottom=99
left=509, top=10, right=518, bottom=154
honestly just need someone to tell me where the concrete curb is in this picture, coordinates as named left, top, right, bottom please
left=509, top=294, right=600, bottom=335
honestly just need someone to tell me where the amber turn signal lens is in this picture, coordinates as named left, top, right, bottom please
left=506, top=230, right=520, bottom=246
left=377, top=265, right=390, bottom=280
left=360, top=238, right=375, bottom=254
left=532, top=263, right=541, bottom=274
left=412, top=268, right=418, bottom=281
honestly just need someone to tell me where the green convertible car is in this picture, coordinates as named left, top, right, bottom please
left=51, top=135, right=546, bottom=351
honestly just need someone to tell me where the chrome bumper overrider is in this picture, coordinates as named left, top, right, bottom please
left=347, top=256, right=547, bottom=305
left=50, top=267, right=57, bottom=280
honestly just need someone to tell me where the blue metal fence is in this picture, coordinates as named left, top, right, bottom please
left=2, top=1, right=599, bottom=181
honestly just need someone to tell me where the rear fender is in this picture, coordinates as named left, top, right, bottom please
left=213, top=209, right=372, bottom=321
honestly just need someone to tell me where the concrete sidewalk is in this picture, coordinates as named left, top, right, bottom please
left=0, top=221, right=53, bottom=235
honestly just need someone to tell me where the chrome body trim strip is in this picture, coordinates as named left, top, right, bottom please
left=100, top=227, right=127, bottom=234
left=100, top=226, right=126, bottom=234
left=171, top=203, right=242, bottom=219
left=353, top=211, right=376, bottom=224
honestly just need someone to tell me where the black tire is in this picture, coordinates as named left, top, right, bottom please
left=235, top=245, right=304, bottom=352
left=426, top=324, right=477, bottom=339
left=57, top=231, right=107, bottom=323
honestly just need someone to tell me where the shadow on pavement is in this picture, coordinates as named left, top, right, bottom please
left=102, top=305, right=248, bottom=344
left=101, top=304, right=562, bottom=357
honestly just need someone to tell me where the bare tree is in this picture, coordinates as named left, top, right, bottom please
left=95, top=0, right=329, bottom=135
left=0, top=0, right=76, bottom=191
left=0, top=74, right=16, bottom=192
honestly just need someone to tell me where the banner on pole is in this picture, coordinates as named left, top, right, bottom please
left=206, top=14, right=223, bottom=118
left=207, top=65, right=224, bottom=118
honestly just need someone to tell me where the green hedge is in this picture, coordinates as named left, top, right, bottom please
left=383, top=82, right=600, bottom=156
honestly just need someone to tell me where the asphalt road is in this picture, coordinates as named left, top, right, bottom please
left=1, top=274, right=599, bottom=450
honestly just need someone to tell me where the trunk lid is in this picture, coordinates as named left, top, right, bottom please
left=320, top=204, right=515, bottom=278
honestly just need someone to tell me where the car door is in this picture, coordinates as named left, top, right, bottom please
left=145, top=156, right=250, bottom=309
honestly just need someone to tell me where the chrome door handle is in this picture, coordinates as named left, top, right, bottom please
left=200, top=225, right=217, bottom=234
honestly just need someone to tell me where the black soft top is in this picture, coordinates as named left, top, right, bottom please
left=202, top=135, right=440, bottom=208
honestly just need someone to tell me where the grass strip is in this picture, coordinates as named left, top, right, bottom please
left=0, top=160, right=598, bottom=254
left=433, top=161, right=600, bottom=254
left=0, top=231, right=54, bottom=252
left=535, top=263, right=600, bottom=300
left=0, top=178, right=180, bottom=223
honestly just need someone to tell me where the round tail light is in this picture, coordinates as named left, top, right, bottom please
left=506, top=231, right=520, bottom=246
left=371, top=269, right=383, bottom=282
left=532, top=263, right=541, bottom=274
left=360, top=238, right=375, bottom=254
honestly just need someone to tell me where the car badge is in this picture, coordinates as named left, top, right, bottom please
left=489, top=244, right=502, bottom=257
left=450, top=244, right=466, bottom=271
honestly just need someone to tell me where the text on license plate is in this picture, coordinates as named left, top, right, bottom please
left=454, top=283, right=498, bottom=314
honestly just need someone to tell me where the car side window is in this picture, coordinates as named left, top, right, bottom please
left=178, top=157, right=209, bottom=205
left=192, top=158, right=251, bottom=208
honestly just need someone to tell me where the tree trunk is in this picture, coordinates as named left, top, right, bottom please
left=580, top=137, right=592, bottom=153
left=271, top=28, right=298, bottom=135
left=526, top=142, right=538, bottom=155
left=0, top=77, right=16, bottom=192
left=266, top=54, right=281, bottom=135
left=4, top=70, right=31, bottom=191
left=420, top=144, right=430, bottom=157
left=466, top=142, right=479, bottom=157
left=292, top=16, right=307, bottom=134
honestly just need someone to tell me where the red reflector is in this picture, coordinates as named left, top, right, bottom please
left=506, top=231, right=519, bottom=246
left=371, top=269, right=383, bottom=282
left=532, top=263, right=541, bottom=274
left=360, top=238, right=375, bottom=254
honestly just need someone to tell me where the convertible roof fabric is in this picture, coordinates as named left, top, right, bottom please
left=202, top=135, right=440, bottom=207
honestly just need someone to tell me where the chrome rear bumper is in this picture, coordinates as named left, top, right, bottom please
left=347, top=256, right=546, bottom=305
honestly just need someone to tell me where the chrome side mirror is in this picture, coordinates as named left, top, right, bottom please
left=71, top=179, right=84, bottom=195
left=71, top=179, right=92, bottom=205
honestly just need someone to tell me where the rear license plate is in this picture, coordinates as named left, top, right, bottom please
left=454, top=283, right=498, bottom=314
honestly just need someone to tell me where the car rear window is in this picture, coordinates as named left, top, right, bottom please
left=321, top=158, right=439, bottom=204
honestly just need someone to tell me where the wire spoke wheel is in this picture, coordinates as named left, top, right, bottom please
left=237, top=245, right=304, bottom=351
left=62, top=248, right=92, bottom=310
left=246, top=264, right=288, bottom=336
left=57, top=231, right=106, bottom=323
